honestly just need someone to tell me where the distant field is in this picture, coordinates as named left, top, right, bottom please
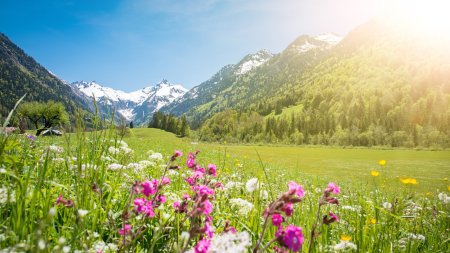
left=124, top=128, right=450, bottom=193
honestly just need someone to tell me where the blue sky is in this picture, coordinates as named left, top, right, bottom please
left=0, top=0, right=386, bottom=90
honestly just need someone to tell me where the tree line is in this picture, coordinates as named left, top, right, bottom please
left=149, top=112, right=190, bottom=137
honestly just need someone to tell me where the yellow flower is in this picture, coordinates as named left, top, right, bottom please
left=447, top=185, right=450, bottom=191
left=371, top=170, right=379, bottom=177
left=378, top=160, right=386, bottom=166
left=340, top=235, right=352, bottom=241
left=444, top=178, right=448, bottom=181
left=223, top=141, right=227, bottom=144
left=226, top=154, right=230, bottom=158
left=369, top=218, right=377, bottom=225
left=400, top=177, right=418, bottom=185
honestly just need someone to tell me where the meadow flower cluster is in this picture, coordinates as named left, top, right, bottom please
left=0, top=126, right=449, bottom=253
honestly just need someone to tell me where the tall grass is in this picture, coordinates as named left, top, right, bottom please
left=0, top=118, right=449, bottom=252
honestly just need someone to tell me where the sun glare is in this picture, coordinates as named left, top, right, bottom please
left=382, top=0, right=450, bottom=38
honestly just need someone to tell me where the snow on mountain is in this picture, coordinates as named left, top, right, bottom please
left=236, top=49, right=273, bottom=75
left=290, top=33, right=342, bottom=54
left=71, top=80, right=187, bottom=122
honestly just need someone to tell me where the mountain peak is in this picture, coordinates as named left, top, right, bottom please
left=236, top=49, right=273, bottom=75
left=287, top=33, right=342, bottom=54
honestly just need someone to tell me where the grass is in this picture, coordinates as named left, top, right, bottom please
left=1, top=127, right=449, bottom=252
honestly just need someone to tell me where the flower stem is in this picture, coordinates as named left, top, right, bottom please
left=308, top=200, right=322, bottom=253
left=253, top=214, right=270, bottom=253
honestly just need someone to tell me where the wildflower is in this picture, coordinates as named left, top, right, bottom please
left=119, top=224, right=132, bottom=236
left=107, top=163, right=124, bottom=170
left=173, top=201, right=180, bottom=209
left=323, top=212, right=339, bottom=225
left=278, top=225, right=304, bottom=252
left=325, top=182, right=340, bottom=194
left=48, top=207, right=56, bottom=216
left=208, top=164, right=217, bottom=177
left=108, top=146, right=120, bottom=155
left=378, top=160, right=386, bottom=166
left=340, top=235, right=351, bottom=241
left=174, top=150, right=183, bottom=157
left=207, top=231, right=251, bottom=253
left=77, top=209, right=88, bottom=217
left=281, top=202, right=294, bottom=216
left=141, top=179, right=158, bottom=197
left=271, top=214, right=284, bottom=227
left=407, top=233, right=426, bottom=241
left=245, top=178, right=259, bottom=193
left=371, top=170, right=379, bottom=177
left=120, top=146, right=133, bottom=154
left=334, top=240, right=357, bottom=251
left=149, top=152, right=163, bottom=161
left=369, top=218, right=377, bottom=224
left=196, top=185, right=215, bottom=196
left=194, top=239, right=210, bottom=253
left=26, top=134, right=36, bottom=141
left=0, top=187, right=15, bottom=204
left=288, top=181, right=305, bottom=198
left=62, top=246, right=70, bottom=253
left=38, top=239, right=46, bottom=250
left=201, top=199, right=213, bottom=215
left=48, top=145, right=64, bottom=154
left=134, top=198, right=155, bottom=217
left=382, top=202, right=393, bottom=209
left=187, top=152, right=197, bottom=168
left=161, top=177, right=171, bottom=185
left=229, top=198, right=254, bottom=216
left=400, top=178, right=418, bottom=185
left=438, top=193, right=450, bottom=203
left=156, top=194, right=167, bottom=204
left=447, top=185, right=450, bottom=191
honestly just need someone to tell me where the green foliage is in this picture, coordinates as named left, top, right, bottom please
left=17, top=100, right=69, bottom=130
left=149, top=111, right=190, bottom=137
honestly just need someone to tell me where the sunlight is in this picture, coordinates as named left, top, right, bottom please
left=383, top=0, right=450, bottom=38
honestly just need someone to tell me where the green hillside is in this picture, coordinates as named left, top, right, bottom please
left=198, top=18, right=450, bottom=148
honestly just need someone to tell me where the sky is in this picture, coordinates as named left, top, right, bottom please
left=0, top=0, right=387, bottom=91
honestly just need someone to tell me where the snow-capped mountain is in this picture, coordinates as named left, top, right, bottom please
left=71, top=79, right=187, bottom=124
left=236, top=49, right=273, bottom=75
left=288, top=33, right=342, bottom=54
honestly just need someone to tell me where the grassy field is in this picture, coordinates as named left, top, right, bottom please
left=1, top=127, right=449, bottom=252
left=124, top=128, right=450, bottom=193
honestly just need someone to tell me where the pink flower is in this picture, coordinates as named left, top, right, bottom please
left=281, top=225, right=304, bottom=252
left=183, top=193, right=191, bottom=201
left=142, top=179, right=158, bottom=197
left=161, top=177, right=171, bottom=185
left=197, top=185, right=215, bottom=196
left=119, top=224, right=132, bottom=235
left=205, top=219, right=214, bottom=238
left=173, top=201, right=180, bottom=209
left=207, top=164, right=217, bottom=177
left=201, top=199, right=213, bottom=215
left=157, top=195, right=166, bottom=204
left=134, top=198, right=155, bottom=217
left=282, top=202, right=294, bottom=216
left=323, top=212, right=339, bottom=225
left=272, top=213, right=284, bottom=227
left=187, top=152, right=196, bottom=168
left=194, top=239, right=210, bottom=253
left=56, top=194, right=64, bottom=205
left=193, top=168, right=205, bottom=178
left=326, top=182, right=340, bottom=194
left=288, top=181, right=305, bottom=198
left=174, top=150, right=183, bottom=157
left=185, top=177, right=196, bottom=186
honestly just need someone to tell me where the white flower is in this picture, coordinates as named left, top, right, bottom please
left=0, top=187, right=15, bottom=204
left=91, top=240, right=117, bottom=252
left=120, top=146, right=133, bottom=154
left=260, top=190, right=269, bottom=200
left=108, top=163, right=124, bottom=171
left=224, top=181, right=243, bottom=191
left=341, top=205, right=360, bottom=212
left=382, top=202, right=392, bottom=209
left=245, top=178, right=259, bottom=193
left=208, top=231, right=251, bottom=253
left=52, top=158, right=65, bottom=163
left=58, top=237, right=66, bottom=245
left=127, top=163, right=143, bottom=172
left=108, top=146, right=120, bottom=155
left=139, top=160, right=155, bottom=167
left=62, top=246, right=71, bottom=253
left=78, top=209, right=89, bottom=217
left=407, top=233, right=426, bottom=241
left=48, top=207, right=56, bottom=217
left=149, top=152, right=164, bottom=161
left=48, top=145, right=64, bottom=154
left=229, top=198, right=254, bottom=216
left=333, top=240, right=357, bottom=251
left=38, top=239, right=46, bottom=250
left=438, top=193, right=450, bottom=204
left=117, top=140, right=128, bottom=147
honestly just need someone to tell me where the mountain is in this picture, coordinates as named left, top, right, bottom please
left=196, top=19, right=450, bottom=147
left=71, top=79, right=187, bottom=125
left=0, top=32, right=92, bottom=123
left=162, top=34, right=341, bottom=128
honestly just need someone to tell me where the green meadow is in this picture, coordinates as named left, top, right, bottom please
left=124, top=128, right=450, bottom=193
left=1, top=127, right=449, bottom=252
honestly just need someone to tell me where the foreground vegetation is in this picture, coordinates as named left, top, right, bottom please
left=1, top=126, right=449, bottom=252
